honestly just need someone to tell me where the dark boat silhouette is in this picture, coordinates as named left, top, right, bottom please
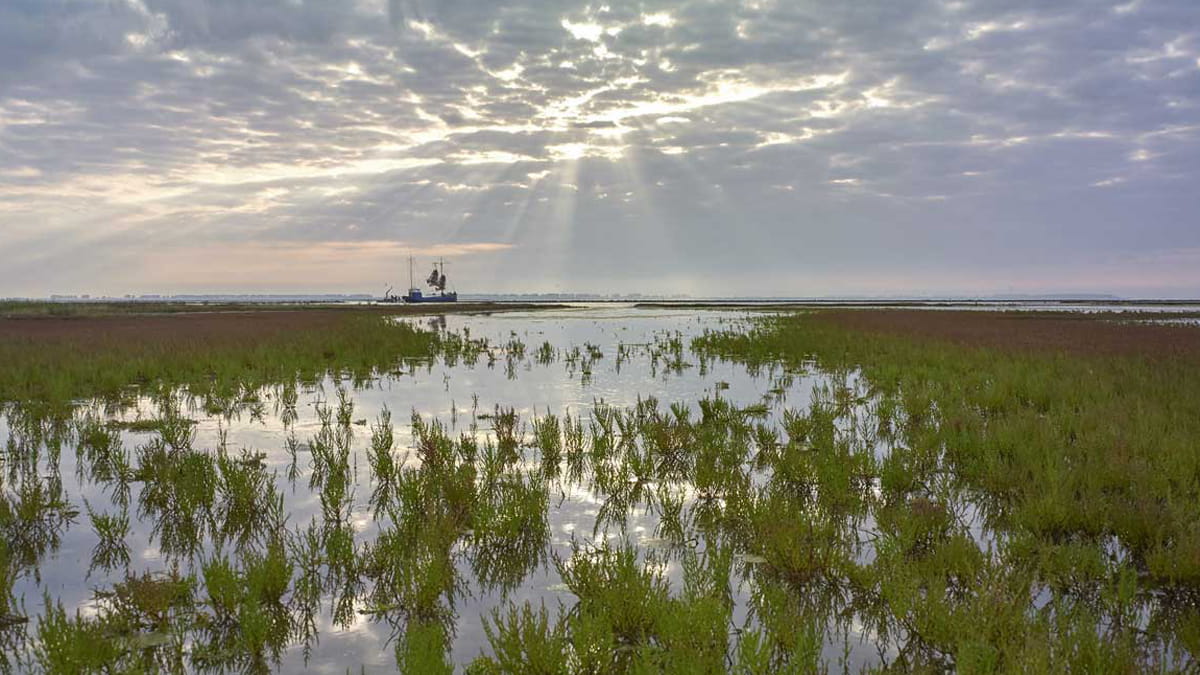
left=385, top=257, right=457, bottom=304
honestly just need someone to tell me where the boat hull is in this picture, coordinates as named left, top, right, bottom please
left=402, top=291, right=458, bottom=303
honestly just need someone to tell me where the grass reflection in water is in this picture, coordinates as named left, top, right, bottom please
left=1, top=307, right=1198, bottom=672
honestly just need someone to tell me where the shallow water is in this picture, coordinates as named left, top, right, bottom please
left=3, top=304, right=1193, bottom=671
left=2, top=306, right=896, bottom=671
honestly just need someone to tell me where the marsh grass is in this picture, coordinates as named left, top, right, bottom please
left=692, top=311, right=1200, bottom=671
left=0, top=301, right=346, bottom=319
left=469, top=541, right=735, bottom=674
left=86, top=502, right=131, bottom=574
left=7, top=308, right=1200, bottom=672
left=535, top=341, right=557, bottom=366
left=0, top=312, right=439, bottom=414
left=0, top=473, right=78, bottom=575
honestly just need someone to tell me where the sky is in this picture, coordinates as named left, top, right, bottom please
left=1, top=0, right=1198, bottom=298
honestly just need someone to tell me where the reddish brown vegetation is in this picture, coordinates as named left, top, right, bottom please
left=0, top=311, right=344, bottom=344
left=0, top=304, right=534, bottom=345
left=814, top=310, right=1200, bottom=359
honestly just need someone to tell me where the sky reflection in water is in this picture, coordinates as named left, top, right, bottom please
left=6, top=306, right=891, bottom=671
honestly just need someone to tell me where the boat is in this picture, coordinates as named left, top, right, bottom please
left=385, top=256, right=458, bottom=304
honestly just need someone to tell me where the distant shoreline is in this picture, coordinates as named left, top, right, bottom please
left=10, top=295, right=1200, bottom=305
left=0, top=301, right=565, bottom=320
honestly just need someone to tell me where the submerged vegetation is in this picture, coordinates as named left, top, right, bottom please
left=1, top=305, right=1198, bottom=671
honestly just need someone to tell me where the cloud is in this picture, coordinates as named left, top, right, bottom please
left=1, top=0, right=1199, bottom=296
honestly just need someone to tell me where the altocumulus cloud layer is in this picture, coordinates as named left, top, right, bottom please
left=1, top=0, right=1198, bottom=296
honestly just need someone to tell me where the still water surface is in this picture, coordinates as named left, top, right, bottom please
left=7, top=306, right=886, bottom=671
